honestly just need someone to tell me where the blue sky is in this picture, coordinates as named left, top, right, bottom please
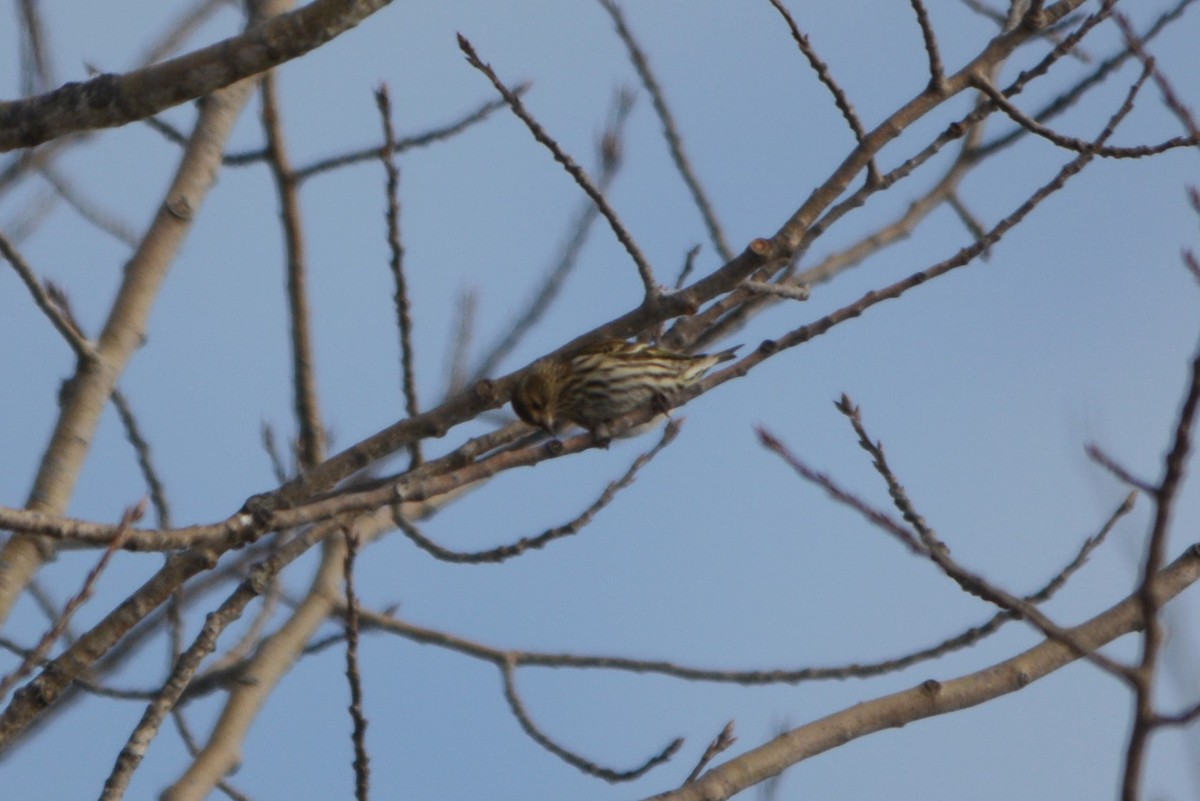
left=2, top=2, right=1199, bottom=799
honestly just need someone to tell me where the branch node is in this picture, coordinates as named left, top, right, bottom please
left=164, top=196, right=194, bottom=220
left=748, top=237, right=775, bottom=258
left=472, top=377, right=497, bottom=403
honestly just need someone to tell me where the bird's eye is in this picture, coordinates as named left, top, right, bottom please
left=512, top=386, right=541, bottom=426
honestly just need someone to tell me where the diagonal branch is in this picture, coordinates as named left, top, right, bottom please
left=644, top=545, right=1200, bottom=801
left=766, top=0, right=879, bottom=185
left=600, top=0, right=734, bottom=261
left=469, top=87, right=636, bottom=384
left=458, top=33, right=660, bottom=300
left=0, top=232, right=94, bottom=360
left=0, top=0, right=394, bottom=151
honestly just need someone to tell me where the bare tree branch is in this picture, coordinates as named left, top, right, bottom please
left=261, top=69, right=327, bottom=469
left=469, top=87, right=636, bottom=383
left=0, top=0, right=395, bottom=151
left=458, top=33, right=660, bottom=299
left=600, top=0, right=734, bottom=261
left=376, top=83, right=422, bottom=466
left=766, top=0, right=879, bottom=185
left=500, top=655, right=683, bottom=782
left=645, top=545, right=1200, bottom=801
left=0, top=14, right=273, bottom=623
left=342, top=529, right=371, bottom=801
left=0, top=233, right=94, bottom=360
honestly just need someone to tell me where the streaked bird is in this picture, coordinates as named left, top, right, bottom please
left=511, top=339, right=740, bottom=436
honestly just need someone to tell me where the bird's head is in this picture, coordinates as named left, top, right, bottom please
left=511, top=365, right=558, bottom=434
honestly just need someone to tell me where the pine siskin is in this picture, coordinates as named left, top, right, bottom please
left=511, top=339, right=740, bottom=436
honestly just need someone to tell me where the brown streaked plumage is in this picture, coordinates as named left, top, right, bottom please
left=511, top=339, right=740, bottom=435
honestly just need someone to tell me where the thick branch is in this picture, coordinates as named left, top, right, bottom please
left=0, top=0, right=393, bottom=151
left=0, top=28, right=267, bottom=624
left=645, top=545, right=1200, bottom=801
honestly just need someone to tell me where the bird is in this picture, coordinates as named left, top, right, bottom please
left=511, top=339, right=740, bottom=437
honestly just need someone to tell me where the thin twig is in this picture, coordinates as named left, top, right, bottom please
left=0, top=136, right=83, bottom=201
left=1183, top=247, right=1200, bottom=287
left=974, top=0, right=1188, bottom=159
left=500, top=655, right=682, bottom=782
left=335, top=487, right=1128, bottom=691
left=342, top=528, right=371, bottom=801
left=675, top=245, right=701, bottom=290
left=396, top=419, right=682, bottom=563
left=756, top=426, right=925, bottom=556
left=1086, top=444, right=1156, bottom=495
left=1152, top=700, right=1200, bottom=727
left=0, top=502, right=141, bottom=700
left=1, top=184, right=58, bottom=243
left=682, top=722, right=735, bottom=786
left=26, top=580, right=69, bottom=639
left=112, top=390, right=173, bottom=529
left=293, top=90, right=524, bottom=180
left=972, top=72, right=1197, bottom=158
left=261, top=423, right=291, bottom=485
left=600, top=0, right=734, bottom=261
left=1025, top=491, right=1137, bottom=606
left=145, top=90, right=523, bottom=175
left=376, top=84, right=422, bottom=467
left=1116, top=21, right=1200, bottom=779
left=469, top=87, right=636, bottom=383
left=458, top=34, right=660, bottom=299
left=37, top=164, right=138, bottom=246
left=827, top=397, right=1135, bottom=679
left=16, top=0, right=54, bottom=95
left=139, top=0, right=236, bottom=66
left=199, top=578, right=280, bottom=676
left=261, top=70, right=326, bottom=470
left=909, top=0, right=947, bottom=91
left=1117, top=12, right=1199, bottom=139
left=445, top=288, right=478, bottom=395
left=766, top=0, right=879, bottom=185
left=945, top=192, right=990, bottom=257
left=702, top=51, right=1152, bottom=403
left=0, top=233, right=93, bottom=360
left=1187, top=186, right=1200, bottom=284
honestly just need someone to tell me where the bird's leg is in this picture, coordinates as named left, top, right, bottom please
left=650, top=391, right=673, bottom=418
left=589, top=421, right=614, bottom=449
